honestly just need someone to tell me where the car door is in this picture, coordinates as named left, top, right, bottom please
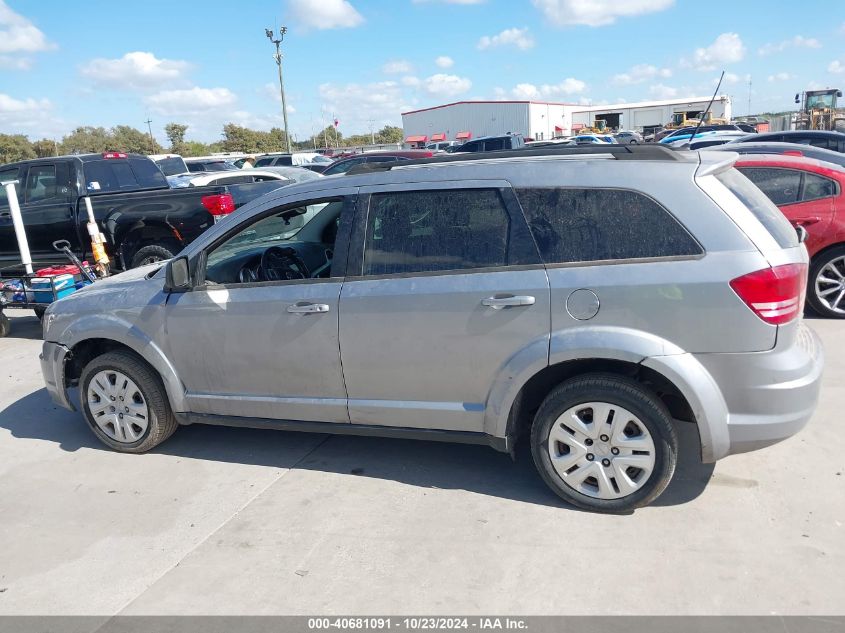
left=739, top=167, right=835, bottom=254
left=18, top=162, right=79, bottom=260
left=0, top=165, right=23, bottom=265
left=338, top=180, right=550, bottom=433
left=162, top=188, right=356, bottom=423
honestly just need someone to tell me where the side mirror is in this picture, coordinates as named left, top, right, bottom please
left=795, top=225, right=809, bottom=244
left=164, top=256, right=191, bottom=293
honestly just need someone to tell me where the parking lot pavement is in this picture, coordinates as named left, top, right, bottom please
left=0, top=309, right=842, bottom=615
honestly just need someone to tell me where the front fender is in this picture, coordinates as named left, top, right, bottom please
left=60, top=312, right=187, bottom=412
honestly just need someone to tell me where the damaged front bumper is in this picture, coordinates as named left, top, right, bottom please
left=39, top=341, right=75, bottom=411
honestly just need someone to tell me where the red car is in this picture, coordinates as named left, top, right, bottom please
left=735, top=154, right=845, bottom=318
left=322, top=150, right=434, bottom=176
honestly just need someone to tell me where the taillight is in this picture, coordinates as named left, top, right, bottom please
left=201, top=193, right=235, bottom=216
left=102, top=152, right=127, bottom=159
left=729, top=264, right=807, bottom=325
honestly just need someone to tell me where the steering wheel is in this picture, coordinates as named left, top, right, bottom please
left=259, top=246, right=310, bottom=281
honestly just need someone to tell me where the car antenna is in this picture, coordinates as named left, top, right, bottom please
left=690, top=70, right=725, bottom=143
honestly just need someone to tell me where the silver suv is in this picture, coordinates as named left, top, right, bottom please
left=40, top=146, right=823, bottom=512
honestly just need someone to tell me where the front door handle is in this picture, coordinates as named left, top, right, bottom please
left=482, top=295, right=536, bottom=309
left=287, top=302, right=330, bottom=314
left=791, top=217, right=820, bottom=227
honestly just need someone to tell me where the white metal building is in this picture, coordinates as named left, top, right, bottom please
left=401, top=96, right=732, bottom=143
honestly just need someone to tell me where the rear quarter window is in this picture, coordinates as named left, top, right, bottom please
left=717, top=169, right=798, bottom=248
left=83, top=158, right=167, bottom=193
left=515, top=188, right=702, bottom=264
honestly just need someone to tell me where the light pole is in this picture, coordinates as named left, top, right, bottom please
left=265, top=26, right=292, bottom=153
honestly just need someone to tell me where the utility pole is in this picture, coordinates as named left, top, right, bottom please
left=265, top=27, right=292, bottom=154
left=747, top=76, right=752, bottom=117
left=144, top=118, right=155, bottom=147
left=367, top=119, right=376, bottom=144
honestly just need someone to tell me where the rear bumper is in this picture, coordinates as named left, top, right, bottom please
left=39, top=341, right=75, bottom=411
left=694, top=322, right=823, bottom=458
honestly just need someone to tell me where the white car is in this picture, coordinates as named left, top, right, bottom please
left=167, top=170, right=290, bottom=188
left=250, top=165, right=324, bottom=183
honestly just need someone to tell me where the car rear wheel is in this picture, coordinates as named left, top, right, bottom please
left=807, top=246, right=845, bottom=318
left=130, top=243, right=177, bottom=268
left=80, top=350, right=178, bottom=452
left=531, top=373, right=677, bottom=513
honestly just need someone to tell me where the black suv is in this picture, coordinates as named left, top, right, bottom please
left=456, top=134, right=525, bottom=153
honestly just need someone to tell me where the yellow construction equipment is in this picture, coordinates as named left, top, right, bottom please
left=795, top=89, right=845, bottom=132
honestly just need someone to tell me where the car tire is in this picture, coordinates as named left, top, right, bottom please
left=629, top=140, right=639, bottom=145
left=531, top=373, right=677, bottom=513
left=130, top=244, right=177, bottom=268
left=0, top=312, right=9, bottom=338
left=807, top=245, right=845, bottom=319
left=80, top=350, right=178, bottom=453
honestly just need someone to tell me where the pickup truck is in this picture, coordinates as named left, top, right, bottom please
left=0, top=152, right=243, bottom=270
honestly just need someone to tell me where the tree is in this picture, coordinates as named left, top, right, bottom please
left=31, top=138, right=57, bottom=158
left=111, top=125, right=162, bottom=154
left=60, top=127, right=112, bottom=154
left=0, top=134, right=35, bottom=163
left=165, top=123, right=188, bottom=154
left=376, top=125, right=404, bottom=144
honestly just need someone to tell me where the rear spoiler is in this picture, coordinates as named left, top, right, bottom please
left=696, top=151, right=738, bottom=177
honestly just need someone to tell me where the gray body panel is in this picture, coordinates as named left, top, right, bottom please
left=40, top=151, right=824, bottom=465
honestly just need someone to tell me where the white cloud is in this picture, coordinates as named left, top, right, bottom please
left=0, top=0, right=56, bottom=70
left=758, top=35, right=822, bottom=56
left=509, top=78, right=586, bottom=99
left=649, top=84, right=678, bottom=99
left=477, top=27, right=534, bottom=51
left=0, top=1, right=54, bottom=53
left=532, top=0, right=674, bottom=27
left=401, top=75, right=421, bottom=87
left=612, top=64, right=671, bottom=85
left=0, top=92, right=64, bottom=138
left=260, top=83, right=297, bottom=113
left=319, top=80, right=412, bottom=130
left=382, top=59, right=412, bottom=74
left=288, top=0, right=364, bottom=30
left=422, top=73, right=472, bottom=97
left=829, top=60, right=845, bottom=74
left=145, top=87, right=237, bottom=115
left=435, top=55, right=454, bottom=68
left=768, top=72, right=792, bottom=82
left=80, top=52, right=190, bottom=91
left=682, top=32, right=745, bottom=71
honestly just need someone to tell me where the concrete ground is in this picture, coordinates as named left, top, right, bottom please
left=0, top=309, right=842, bottom=615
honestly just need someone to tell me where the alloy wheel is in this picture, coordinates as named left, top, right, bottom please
left=814, top=256, right=845, bottom=315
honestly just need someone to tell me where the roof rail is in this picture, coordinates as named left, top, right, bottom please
left=347, top=144, right=683, bottom=175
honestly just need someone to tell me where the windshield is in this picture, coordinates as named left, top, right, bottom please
left=807, top=93, right=835, bottom=109
left=216, top=202, right=331, bottom=250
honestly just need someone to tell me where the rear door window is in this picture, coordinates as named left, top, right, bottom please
left=515, top=187, right=702, bottom=264
left=801, top=173, right=837, bottom=201
left=254, top=157, right=274, bottom=167
left=25, top=165, right=58, bottom=203
left=717, top=169, right=798, bottom=248
left=737, top=167, right=801, bottom=205
left=484, top=138, right=505, bottom=151
left=362, top=188, right=535, bottom=276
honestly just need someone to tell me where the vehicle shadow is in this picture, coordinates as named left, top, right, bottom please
left=0, top=388, right=714, bottom=511
left=0, top=311, right=42, bottom=341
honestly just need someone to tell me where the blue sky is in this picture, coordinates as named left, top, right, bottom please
left=1, top=0, right=844, bottom=144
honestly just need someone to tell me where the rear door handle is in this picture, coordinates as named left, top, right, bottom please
left=482, top=295, right=536, bottom=309
left=287, top=302, right=330, bottom=314
left=791, top=217, right=820, bottom=227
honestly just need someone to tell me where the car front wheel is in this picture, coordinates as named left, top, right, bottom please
left=531, top=373, right=677, bottom=513
left=80, top=350, right=178, bottom=452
